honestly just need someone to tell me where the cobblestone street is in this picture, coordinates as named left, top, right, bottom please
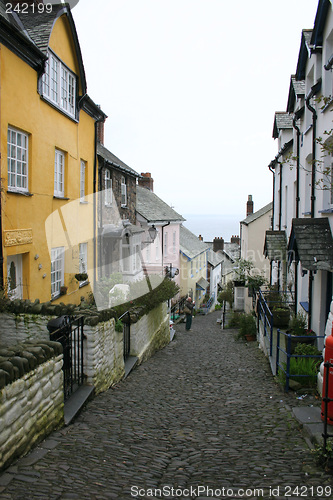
left=1, top=310, right=333, bottom=499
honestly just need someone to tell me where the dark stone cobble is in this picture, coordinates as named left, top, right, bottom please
left=0, top=310, right=332, bottom=499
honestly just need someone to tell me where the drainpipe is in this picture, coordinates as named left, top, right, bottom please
left=277, top=161, right=283, bottom=290
left=93, top=121, right=98, bottom=292
left=305, top=79, right=321, bottom=219
left=292, top=108, right=303, bottom=219
left=161, top=222, right=170, bottom=276
left=278, top=161, right=282, bottom=231
left=268, top=163, right=275, bottom=285
left=305, top=79, right=321, bottom=330
left=0, top=45, right=3, bottom=289
left=292, top=108, right=304, bottom=315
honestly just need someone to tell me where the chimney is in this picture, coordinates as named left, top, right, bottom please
left=138, top=172, right=154, bottom=191
left=246, top=195, right=254, bottom=217
left=213, top=237, right=224, bottom=252
left=96, top=118, right=105, bottom=145
left=231, top=235, right=240, bottom=246
left=198, top=235, right=203, bottom=241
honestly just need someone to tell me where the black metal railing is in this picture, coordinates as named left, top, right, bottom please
left=170, top=296, right=187, bottom=322
left=49, top=316, right=85, bottom=401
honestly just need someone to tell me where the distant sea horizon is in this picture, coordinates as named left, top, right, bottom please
left=182, top=213, right=242, bottom=243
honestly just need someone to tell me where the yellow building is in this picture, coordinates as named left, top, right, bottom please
left=179, top=225, right=209, bottom=306
left=0, top=3, right=105, bottom=304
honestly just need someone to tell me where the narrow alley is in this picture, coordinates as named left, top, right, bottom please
left=0, top=311, right=332, bottom=500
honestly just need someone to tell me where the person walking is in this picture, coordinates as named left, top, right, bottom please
left=184, top=296, right=195, bottom=331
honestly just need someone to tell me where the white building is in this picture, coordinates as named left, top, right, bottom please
left=265, top=0, right=333, bottom=357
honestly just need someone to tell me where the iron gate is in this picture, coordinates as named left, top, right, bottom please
left=48, top=316, right=85, bottom=400
left=119, top=311, right=131, bottom=360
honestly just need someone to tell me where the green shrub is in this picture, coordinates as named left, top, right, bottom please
left=237, top=312, right=257, bottom=339
left=115, top=319, right=123, bottom=332
left=294, top=343, right=321, bottom=357
left=228, top=311, right=242, bottom=328
left=289, top=312, right=307, bottom=335
left=278, top=355, right=321, bottom=388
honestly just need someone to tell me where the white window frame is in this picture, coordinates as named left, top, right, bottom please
left=121, top=233, right=141, bottom=274
left=121, top=176, right=127, bottom=207
left=51, top=247, right=65, bottom=298
left=7, top=127, right=29, bottom=193
left=173, top=231, right=176, bottom=254
left=80, top=160, right=86, bottom=201
left=79, top=242, right=88, bottom=283
left=42, top=50, right=76, bottom=118
left=54, top=149, right=65, bottom=197
left=105, top=170, right=112, bottom=206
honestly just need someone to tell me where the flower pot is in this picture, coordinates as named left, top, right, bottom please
left=245, top=334, right=256, bottom=342
left=272, top=307, right=290, bottom=328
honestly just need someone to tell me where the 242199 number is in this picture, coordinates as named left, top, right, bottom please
left=6, top=3, right=53, bottom=14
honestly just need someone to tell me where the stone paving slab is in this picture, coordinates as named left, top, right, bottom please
left=1, top=310, right=333, bottom=499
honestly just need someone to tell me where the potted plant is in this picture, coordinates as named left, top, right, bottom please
left=287, top=312, right=316, bottom=353
left=272, top=305, right=290, bottom=328
left=60, top=285, right=68, bottom=296
left=237, top=312, right=257, bottom=342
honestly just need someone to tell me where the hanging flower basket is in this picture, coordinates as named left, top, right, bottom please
left=75, top=273, right=88, bottom=282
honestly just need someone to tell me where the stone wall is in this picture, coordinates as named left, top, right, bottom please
left=0, top=303, right=170, bottom=470
left=0, top=313, right=50, bottom=349
left=84, top=317, right=125, bottom=394
left=0, top=346, right=64, bottom=471
left=130, top=302, right=170, bottom=362
left=84, top=303, right=170, bottom=393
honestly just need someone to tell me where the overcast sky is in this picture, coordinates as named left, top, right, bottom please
left=72, top=0, right=319, bottom=229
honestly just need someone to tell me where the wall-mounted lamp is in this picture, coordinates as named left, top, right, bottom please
left=38, top=264, right=43, bottom=270
left=34, top=254, right=39, bottom=260
left=148, top=225, right=157, bottom=242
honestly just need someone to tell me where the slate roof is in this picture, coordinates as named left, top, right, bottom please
left=264, top=231, right=287, bottom=261
left=136, top=186, right=185, bottom=224
left=19, top=7, right=66, bottom=54
left=241, top=202, right=273, bottom=226
left=0, top=2, right=89, bottom=95
left=97, top=143, right=139, bottom=178
left=180, top=225, right=209, bottom=260
left=288, top=218, right=333, bottom=271
left=273, top=112, right=293, bottom=139
left=223, top=242, right=241, bottom=262
left=207, top=248, right=223, bottom=268
left=287, top=75, right=306, bottom=113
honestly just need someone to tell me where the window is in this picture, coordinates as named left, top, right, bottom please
left=42, top=50, right=76, bottom=118
left=54, top=149, right=65, bottom=197
left=121, top=176, right=127, bottom=207
left=80, top=160, right=86, bottom=201
left=7, top=127, right=28, bottom=192
left=105, top=170, right=112, bottom=206
left=121, top=233, right=141, bottom=274
left=79, top=243, right=88, bottom=283
left=122, top=232, right=131, bottom=273
left=173, top=231, right=176, bottom=254
left=51, top=247, right=64, bottom=298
